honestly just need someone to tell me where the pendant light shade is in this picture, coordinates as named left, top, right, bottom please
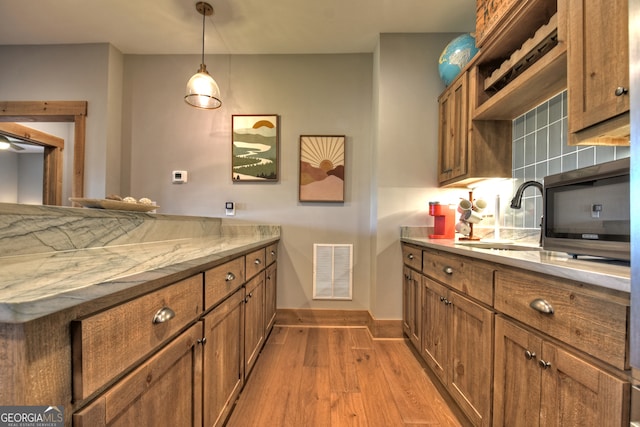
left=185, top=2, right=221, bottom=109
left=185, top=64, right=221, bottom=109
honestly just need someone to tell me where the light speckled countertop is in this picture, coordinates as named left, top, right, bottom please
left=401, top=235, right=630, bottom=294
left=0, top=203, right=280, bottom=323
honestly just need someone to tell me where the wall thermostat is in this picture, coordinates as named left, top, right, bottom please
left=172, top=170, right=188, bottom=184
left=225, top=202, right=235, bottom=216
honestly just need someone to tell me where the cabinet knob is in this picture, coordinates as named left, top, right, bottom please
left=226, top=272, right=236, bottom=281
left=271, top=250, right=276, bottom=257
left=538, top=359, right=551, bottom=369
left=152, top=307, right=175, bottom=324
left=615, top=86, right=629, bottom=96
left=254, top=259, right=262, bottom=265
left=407, top=253, right=415, bottom=260
left=524, top=350, right=536, bottom=360
left=197, top=337, right=207, bottom=345
left=529, top=298, right=554, bottom=314
left=443, top=266, right=453, bottom=275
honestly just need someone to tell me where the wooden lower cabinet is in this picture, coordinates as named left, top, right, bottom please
left=244, top=272, right=265, bottom=378
left=493, top=316, right=630, bottom=427
left=421, top=276, right=493, bottom=427
left=202, top=288, right=245, bottom=427
left=402, top=265, right=421, bottom=349
left=265, top=262, right=277, bottom=333
left=73, top=322, right=203, bottom=427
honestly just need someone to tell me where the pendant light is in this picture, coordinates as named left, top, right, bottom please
left=185, top=2, right=221, bottom=109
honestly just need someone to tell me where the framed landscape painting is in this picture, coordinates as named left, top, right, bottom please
left=299, top=135, right=345, bottom=202
left=232, top=114, right=279, bottom=181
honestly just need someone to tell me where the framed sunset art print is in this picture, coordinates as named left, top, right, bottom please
left=299, top=135, right=345, bottom=202
left=232, top=114, right=279, bottom=181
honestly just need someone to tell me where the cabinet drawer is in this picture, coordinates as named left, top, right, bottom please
left=204, top=257, right=245, bottom=310
left=495, top=269, right=629, bottom=370
left=246, top=248, right=266, bottom=279
left=422, top=249, right=494, bottom=306
left=402, top=244, right=422, bottom=271
left=71, top=275, right=203, bottom=401
left=266, top=242, right=278, bottom=265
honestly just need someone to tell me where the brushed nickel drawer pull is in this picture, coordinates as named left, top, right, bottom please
left=538, top=359, right=551, bottom=369
left=524, top=350, right=536, bottom=360
left=443, top=266, right=453, bottom=275
left=254, top=259, right=261, bottom=265
left=153, top=307, right=175, bottom=324
left=615, top=86, right=628, bottom=96
left=530, top=298, right=554, bottom=314
left=226, top=272, right=236, bottom=281
left=270, top=250, right=276, bottom=257
left=407, top=253, right=414, bottom=260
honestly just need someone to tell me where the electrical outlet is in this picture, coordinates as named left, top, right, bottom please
left=225, top=202, right=235, bottom=216
left=172, top=170, right=188, bottom=183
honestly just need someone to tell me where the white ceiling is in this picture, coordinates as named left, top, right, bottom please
left=0, top=0, right=475, bottom=54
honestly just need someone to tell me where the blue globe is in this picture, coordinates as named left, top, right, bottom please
left=438, top=33, right=479, bottom=86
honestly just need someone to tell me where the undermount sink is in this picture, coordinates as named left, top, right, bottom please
left=455, top=241, right=542, bottom=251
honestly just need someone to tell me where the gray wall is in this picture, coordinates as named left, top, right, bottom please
left=0, top=34, right=461, bottom=319
left=0, top=44, right=123, bottom=198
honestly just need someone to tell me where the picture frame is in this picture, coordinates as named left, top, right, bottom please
left=299, top=135, right=345, bottom=202
left=232, top=114, right=279, bottom=181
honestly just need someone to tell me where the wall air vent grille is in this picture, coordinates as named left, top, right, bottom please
left=312, top=244, right=353, bottom=300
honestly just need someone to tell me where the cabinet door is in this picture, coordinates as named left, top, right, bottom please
left=539, top=342, right=630, bottom=427
left=265, top=262, right=277, bottom=334
left=244, top=272, right=265, bottom=378
left=421, top=276, right=448, bottom=384
left=567, top=0, right=629, bottom=137
left=73, top=323, right=203, bottom=427
left=402, top=266, right=412, bottom=337
left=203, top=289, right=245, bottom=427
left=438, top=72, right=468, bottom=184
left=402, top=266, right=421, bottom=348
left=493, top=317, right=542, bottom=427
left=447, top=291, right=493, bottom=427
left=407, top=269, right=422, bottom=349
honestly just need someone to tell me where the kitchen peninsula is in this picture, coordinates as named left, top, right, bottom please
left=401, top=227, right=631, bottom=426
left=0, top=203, right=280, bottom=426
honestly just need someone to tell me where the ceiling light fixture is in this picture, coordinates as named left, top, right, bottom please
left=184, top=1, right=221, bottom=109
left=0, top=135, right=24, bottom=151
left=0, top=135, right=10, bottom=150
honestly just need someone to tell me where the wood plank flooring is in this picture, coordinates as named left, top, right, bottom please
left=226, top=326, right=469, bottom=427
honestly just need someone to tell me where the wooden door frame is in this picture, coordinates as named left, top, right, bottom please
left=0, top=122, right=65, bottom=205
left=0, top=101, right=88, bottom=204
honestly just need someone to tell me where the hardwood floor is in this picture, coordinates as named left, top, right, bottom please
left=225, top=326, right=469, bottom=427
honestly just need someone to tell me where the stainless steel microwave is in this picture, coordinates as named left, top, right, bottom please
left=543, top=157, right=630, bottom=261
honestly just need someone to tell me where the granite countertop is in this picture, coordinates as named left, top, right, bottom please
left=0, top=203, right=280, bottom=324
left=0, top=235, right=279, bottom=324
left=401, top=235, right=630, bottom=294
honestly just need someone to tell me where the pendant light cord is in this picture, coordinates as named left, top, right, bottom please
left=201, top=8, right=206, bottom=66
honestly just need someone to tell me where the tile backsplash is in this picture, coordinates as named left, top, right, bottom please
left=473, top=90, right=630, bottom=233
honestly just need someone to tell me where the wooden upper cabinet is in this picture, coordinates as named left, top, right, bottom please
left=437, top=70, right=512, bottom=187
left=567, top=0, right=630, bottom=145
left=438, top=72, right=468, bottom=184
